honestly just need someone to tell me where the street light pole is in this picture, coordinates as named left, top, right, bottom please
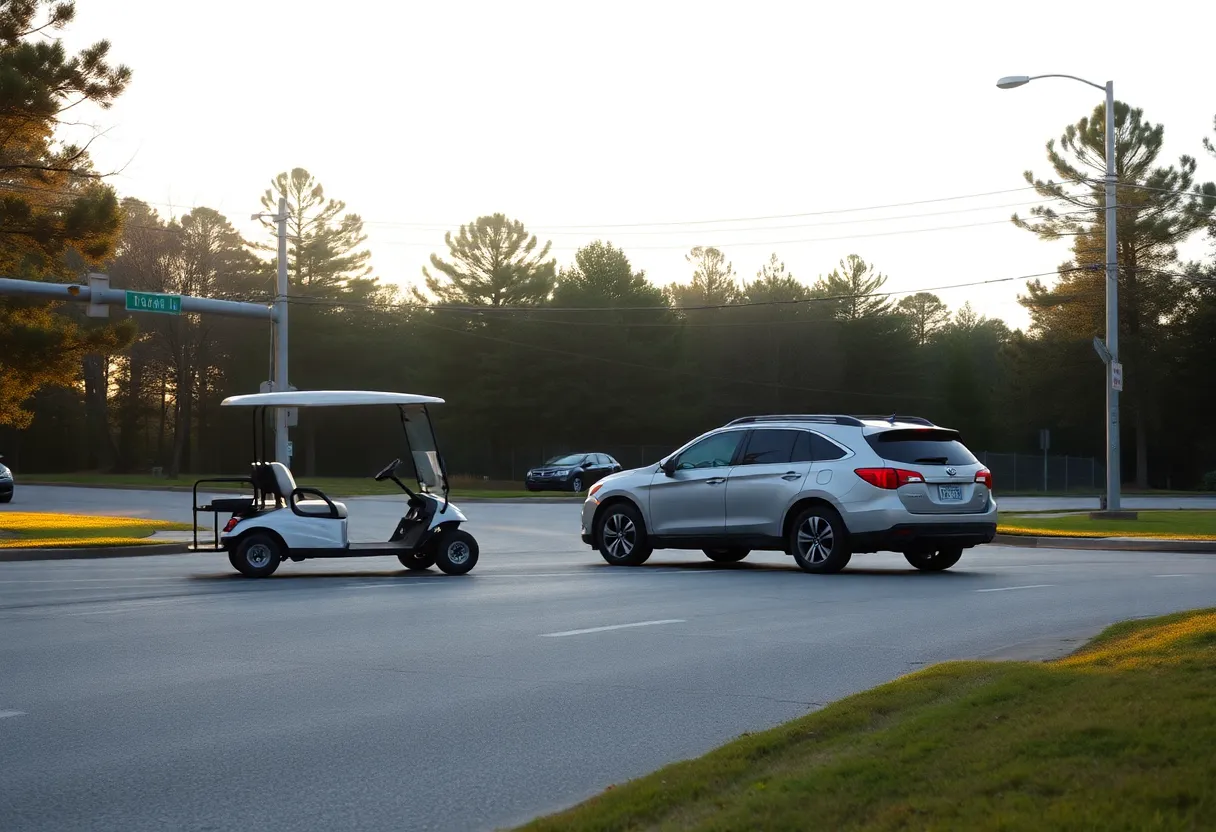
left=996, top=73, right=1121, bottom=513
left=1101, top=80, right=1120, bottom=513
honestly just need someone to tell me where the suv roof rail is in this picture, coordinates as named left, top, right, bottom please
left=725, top=414, right=865, bottom=427
left=855, top=414, right=937, bottom=426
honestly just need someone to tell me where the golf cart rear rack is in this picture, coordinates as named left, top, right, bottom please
left=191, top=458, right=283, bottom=552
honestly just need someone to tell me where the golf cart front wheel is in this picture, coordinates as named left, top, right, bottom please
left=434, top=529, right=479, bottom=575
left=231, top=533, right=282, bottom=578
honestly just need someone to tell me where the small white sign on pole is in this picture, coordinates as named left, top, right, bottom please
left=1111, top=362, right=1124, bottom=392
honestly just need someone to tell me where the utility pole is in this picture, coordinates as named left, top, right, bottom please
left=252, top=198, right=292, bottom=466
left=274, top=197, right=290, bottom=466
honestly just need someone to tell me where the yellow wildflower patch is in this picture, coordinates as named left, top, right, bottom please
left=1058, top=608, right=1216, bottom=671
left=0, top=512, right=191, bottom=548
left=0, top=512, right=185, bottom=532
left=997, top=524, right=1216, bottom=541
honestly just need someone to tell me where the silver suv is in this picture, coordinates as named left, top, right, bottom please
left=579, top=415, right=997, bottom=573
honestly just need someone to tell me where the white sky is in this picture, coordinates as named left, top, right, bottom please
left=63, top=0, right=1216, bottom=330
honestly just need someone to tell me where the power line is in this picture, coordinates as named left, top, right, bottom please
left=369, top=210, right=1112, bottom=253
left=281, top=267, right=1095, bottom=315
left=361, top=189, right=1096, bottom=232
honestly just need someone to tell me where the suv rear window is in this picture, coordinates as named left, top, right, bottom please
left=865, top=429, right=978, bottom=466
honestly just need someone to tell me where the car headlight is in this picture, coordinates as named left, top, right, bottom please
left=0, top=468, right=11, bottom=481
left=554, top=469, right=570, bottom=477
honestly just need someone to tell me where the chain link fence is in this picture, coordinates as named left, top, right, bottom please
left=442, top=442, right=1104, bottom=494
left=975, top=452, right=1105, bottom=494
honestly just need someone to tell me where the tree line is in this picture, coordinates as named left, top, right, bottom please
left=2, top=1, right=1216, bottom=488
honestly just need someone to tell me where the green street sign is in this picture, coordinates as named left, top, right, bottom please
left=125, top=290, right=181, bottom=315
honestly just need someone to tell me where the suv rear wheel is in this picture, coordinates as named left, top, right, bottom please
left=904, top=548, right=963, bottom=572
left=788, top=506, right=851, bottom=574
left=595, top=503, right=652, bottom=566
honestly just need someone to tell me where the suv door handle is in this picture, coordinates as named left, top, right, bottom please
left=781, top=472, right=803, bottom=481
left=706, top=477, right=726, bottom=485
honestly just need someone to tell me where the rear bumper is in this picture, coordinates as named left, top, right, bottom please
left=851, top=522, right=996, bottom=554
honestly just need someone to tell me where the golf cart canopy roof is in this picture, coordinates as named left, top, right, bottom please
left=221, top=391, right=445, bottom=408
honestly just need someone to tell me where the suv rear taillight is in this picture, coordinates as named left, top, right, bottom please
left=975, top=469, right=993, bottom=490
left=854, top=468, right=925, bottom=489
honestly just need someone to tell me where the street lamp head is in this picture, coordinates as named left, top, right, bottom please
left=996, top=75, right=1031, bottom=90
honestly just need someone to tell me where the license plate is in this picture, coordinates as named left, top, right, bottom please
left=938, top=485, right=964, bottom=502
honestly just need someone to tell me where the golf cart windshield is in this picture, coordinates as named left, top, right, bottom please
left=546, top=454, right=585, bottom=466
left=399, top=405, right=448, bottom=494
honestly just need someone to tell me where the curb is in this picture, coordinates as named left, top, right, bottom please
left=993, top=533, right=1216, bottom=553
left=0, top=542, right=191, bottom=562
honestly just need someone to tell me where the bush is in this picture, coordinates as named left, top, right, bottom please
left=1203, top=471, right=1216, bottom=492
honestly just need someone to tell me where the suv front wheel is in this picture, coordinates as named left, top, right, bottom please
left=788, top=506, right=851, bottom=574
left=595, top=502, right=652, bottom=566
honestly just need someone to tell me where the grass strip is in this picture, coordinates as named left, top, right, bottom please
left=515, top=608, right=1216, bottom=831
left=998, top=509, right=1216, bottom=540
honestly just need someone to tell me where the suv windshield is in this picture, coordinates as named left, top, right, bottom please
left=545, top=454, right=585, bottom=466
left=865, top=429, right=978, bottom=466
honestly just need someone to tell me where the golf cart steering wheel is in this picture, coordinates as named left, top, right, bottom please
left=374, top=458, right=401, bottom=482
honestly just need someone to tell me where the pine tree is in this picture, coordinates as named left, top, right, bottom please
left=0, top=0, right=135, bottom=428
left=812, top=254, right=893, bottom=320
left=1014, top=101, right=1216, bottom=487
left=419, top=213, right=555, bottom=307
left=260, top=168, right=374, bottom=298
left=667, top=246, right=742, bottom=307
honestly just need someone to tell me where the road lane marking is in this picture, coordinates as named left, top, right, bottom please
left=975, top=584, right=1055, bottom=593
left=1152, top=574, right=1190, bottom=578
left=541, top=619, right=685, bottom=638
left=0, top=710, right=26, bottom=719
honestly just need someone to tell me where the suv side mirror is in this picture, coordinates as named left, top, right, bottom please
left=660, top=457, right=677, bottom=477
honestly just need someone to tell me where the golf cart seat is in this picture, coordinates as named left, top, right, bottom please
left=266, top=461, right=349, bottom=519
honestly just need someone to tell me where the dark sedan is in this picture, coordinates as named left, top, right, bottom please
left=524, top=453, right=621, bottom=493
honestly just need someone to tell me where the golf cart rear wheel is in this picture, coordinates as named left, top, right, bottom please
left=904, top=548, right=963, bottom=572
left=434, top=529, right=479, bottom=575
left=398, top=549, right=437, bottom=571
left=231, top=533, right=282, bottom=578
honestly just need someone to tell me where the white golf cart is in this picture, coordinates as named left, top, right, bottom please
left=191, top=390, right=478, bottom=578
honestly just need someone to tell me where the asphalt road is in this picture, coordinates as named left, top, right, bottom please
left=2, top=487, right=1216, bottom=831
left=6, top=484, right=1216, bottom=530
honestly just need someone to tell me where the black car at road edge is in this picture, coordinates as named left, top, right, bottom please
left=0, top=454, right=13, bottom=504
left=525, top=453, right=621, bottom=493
